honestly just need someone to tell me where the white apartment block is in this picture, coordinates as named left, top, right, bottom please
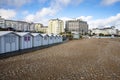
left=34, top=23, right=48, bottom=33
left=34, top=23, right=43, bottom=32
left=5, top=20, right=18, bottom=29
left=0, top=16, right=5, bottom=28
left=92, top=26, right=117, bottom=35
left=48, top=19, right=64, bottom=34
left=0, top=16, right=36, bottom=31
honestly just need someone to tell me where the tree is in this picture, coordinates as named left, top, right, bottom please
left=99, top=33, right=104, bottom=36
left=92, top=33, right=96, bottom=36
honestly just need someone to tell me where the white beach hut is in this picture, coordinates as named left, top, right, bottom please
left=15, top=32, right=32, bottom=49
left=59, top=35, right=63, bottom=42
left=41, top=34, right=49, bottom=46
left=0, top=31, right=19, bottom=54
left=53, top=34, right=57, bottom=43
left=56, top=35, right=60, bottom=43
left=31, top=33, right=42, bottom=47
left=48, top=34, right=54, bottom=44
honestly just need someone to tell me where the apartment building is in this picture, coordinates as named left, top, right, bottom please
left=0, top=16, right=36, bottom=31
left=34, top=23, right=43, bottom=32
left=91, top=26, right=118, bottom=35
left=34, top=23, right=48, bottom=33
left=0, top=16, right=5, bottom=28
left=48, top=19, right=64, bottom=34
left=65, top=19, right=88, bottom=35
left=5, top=20, right=30, bottom=31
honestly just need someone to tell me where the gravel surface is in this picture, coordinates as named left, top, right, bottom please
left=0, top=38, right=120, bottom=80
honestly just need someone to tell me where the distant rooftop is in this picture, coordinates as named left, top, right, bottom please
left=14, top=32, right=30, bottom=36
left=66, top=19, right=87, bottom=23
left=49, top=18, right=63, bottom=21
left=93, top=26, right=115, bottom=30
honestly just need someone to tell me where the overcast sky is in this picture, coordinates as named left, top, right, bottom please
left=0, top=0, right=120, bottom=29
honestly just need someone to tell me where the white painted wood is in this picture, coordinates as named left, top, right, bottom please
left=0, top=31, right=19, bottom=54
left=14, top=32, right=33, bottom=50
left=41, top=34, right=49, bottom=46
left=56, top=35, right=60, bottom=43
left=48, top=34, right=54, bottom=44
left=31, top=33, right=42, bottom=47
left=53, top=35, right=57, bottom=43
left=1, top=36, right=4, bottom=53
left=0, top=37, right=1, bottom=53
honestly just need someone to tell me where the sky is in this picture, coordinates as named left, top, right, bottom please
left=0, top=0, right=120, bottom=29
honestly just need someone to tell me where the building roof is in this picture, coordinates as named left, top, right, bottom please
left=14, top=32, right=30, bottom=36
left=49, top=18, right=63, bottom=21
left=5, top=19, right=28, bottom=23
left=56, top=35, right=62, bottom=38
left=31, top=33, right=40, bottom=36
left=48, top=34, right=54, bottom=37
left=66, top=19, right=87, bottom=23
left=0, top=31, right=13, bottom=36
left=92, top=27, right=114, bottom=30
left=41, top=34, right=49, bottom=37
left=56, top=35, right=60, bottom=37
left=34, top=23, right=43, bottom=25
left=53, top=34, right=57, bottom=37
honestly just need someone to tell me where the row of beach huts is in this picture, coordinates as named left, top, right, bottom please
left=0, top=31, right=63, bottom=54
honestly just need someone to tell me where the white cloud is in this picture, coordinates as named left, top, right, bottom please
left=24, top=7, right=57, bottom=23
left=24, top=14, right=34, bottom=22
left=60, top=17, right=73, bottom=21
left=0, top=9, right=16, bottom=19
left=24, top=0, right=83, bottom=24
left=0, top=0, right=31, bottom=7
left=77, top=16, right=93, bottom=21
left=101, top=0, right=120, bottom=5
left=89, top=13, right=120, bottom=29
left=60, top=14, right=120, bottom=30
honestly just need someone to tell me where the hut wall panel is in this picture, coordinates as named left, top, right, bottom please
left=16, top=36, right=19, bottom=50
left=1, top=37, right=5, bottom=53
left=5, top=43, right=10, bottom=53
left=0, top=38, right=1, bottom=53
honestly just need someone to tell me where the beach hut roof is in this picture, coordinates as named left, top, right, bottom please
left=14, top=32, right=30, bottom=36
left=57, top=35, right=60, bottom=37
left=31, top=33, right=40, bottom=36
left=48, top=34, right=54, bottom=37
left=0, top=31, right=13, bottom=37
left=53, top=34, right=57, bottom=37
left=41, top=34, right=48, bottom=37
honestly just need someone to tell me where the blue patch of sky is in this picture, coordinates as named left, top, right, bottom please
left=56, top=0, right=120, bottom=19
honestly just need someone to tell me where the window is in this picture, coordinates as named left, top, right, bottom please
left=24, top=36, right=30, bottom=41
left=28, top=36, right=30, bottom=41
left=24, top=37, right=27, bottom=41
